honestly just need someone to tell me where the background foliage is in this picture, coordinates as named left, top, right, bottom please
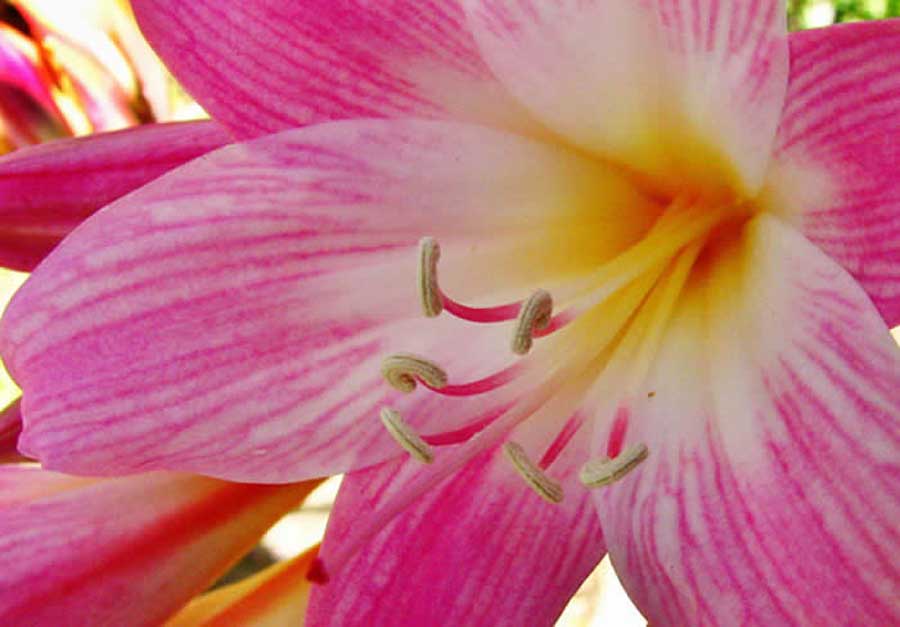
left=789, top=0, right=900, bottom=29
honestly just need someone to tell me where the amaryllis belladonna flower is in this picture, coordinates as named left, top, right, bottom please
left=0, top=0, right=229, bottom=270
left=0, top=1, right=898, bottom=625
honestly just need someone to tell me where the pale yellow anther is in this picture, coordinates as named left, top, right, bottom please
left=579, top=443, right=650, bottom=488
left=511, top=289, right=553, bottom=355
left=380, top=407, right=434, bottom=464
left=381, top=353, right=448, bottom=393
left=503, top=441, right=564, bottom=504
left=418, top=237, right=443, bottom=317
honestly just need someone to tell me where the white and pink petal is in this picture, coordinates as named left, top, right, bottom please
left=592, top=216, right=900, bottom=624
left=0, top=120, right=232, bottom=270
left=463, top=0, right=789, bottom=195
left=132, top=0, right=540, bottom=138
left=0, top=119, right=654, bottom=482
left=766, top=19, right=900, bottom=326
left=307, top=431, right=605, bottom=626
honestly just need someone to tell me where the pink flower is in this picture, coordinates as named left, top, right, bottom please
left=0, top=0, right=229, bottom=270
left=1, top=1, right=899, bottom=624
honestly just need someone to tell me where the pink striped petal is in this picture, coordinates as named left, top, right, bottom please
left=464, top=0, right=788, bottom=194
left=766, top=20, right=900, bottom=326
left=131, top=0, right=538, bottom=138
left=0, top=466, right=317, bottom=626
left=0, top=120, right=231, bottom=270
left=593, top=215, right=900, bottom=624
left=308, top=435, right=605, bottom=626
left=0, top=119, right=653, bottom=482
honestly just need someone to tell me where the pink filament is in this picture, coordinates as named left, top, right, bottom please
left=422, top=363, right=523, bottom=397
left=422, top=405, right=511, bottom=446
left=440, top=290, right=522, bottom=323
left=539, top=412, right=586, bottom=469
left=533, top=309, right=577, bottom=337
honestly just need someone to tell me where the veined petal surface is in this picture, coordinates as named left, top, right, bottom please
left=464, top=0, right=789, bottom=195
left=132, top=0, right=540, bottom=138
left=594, top=216, right=900, bottom=624
left=0, top=466, right=317, bottom=626
left=0, top=120, right=232, bottom=270
left=766, top=19, right=900, bottom=326
left=0, top=119, right=655, bottom=482
left=308, top=433, right=604, bottom=626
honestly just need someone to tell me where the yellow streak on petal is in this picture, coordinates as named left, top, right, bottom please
left=166, top=546, right=318, bottom=627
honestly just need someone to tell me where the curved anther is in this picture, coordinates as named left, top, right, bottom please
left=418, top=237, right=443, bottom=317
left=380, top=408, right=434, bottom=464
left=503, top=441, right=564, bottom=503
left=579, top=443, right=649, bottom=488
left=511, top=289, right=553, bottom=355
left=381, top=354, right=448, bottom=393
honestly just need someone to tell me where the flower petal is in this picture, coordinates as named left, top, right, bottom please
left=131, top=0, right=539, bottom=138
left=0, top=119, right=655, bottom=482
left=463, top=0, right=789, bottom=194
left=308, top=436, right=605, bottom=626
left=0, top=23, right=58, bottom=116
left=765, top=19, right=900, bottom=326
left=0, top=120, right=231, bottom=270
left=0, top=466, right=317, bottom=626
left=166, top=546, right=318, bottom=627
left=592, top=215, right=900, bottom=624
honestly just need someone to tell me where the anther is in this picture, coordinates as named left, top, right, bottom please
left=503, top=441, right=564, bottom=503
left=380, top=408, right=434, bottom=464
left=381, top=354, right=448, bottom=393
left=418, top=237, right=443, bottom=317
left=511, top=290, right=553, bottom=355
left=579, top=443, right=649, bottom=488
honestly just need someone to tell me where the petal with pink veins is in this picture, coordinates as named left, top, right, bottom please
left=0, top=119, right=656, bottom=482
left=0, top=466, right=318, bottom=626
left=0, top=120, right=232, bottom=271
left=131, top=0, right=541, bottom=138
left=463, top=0, right=789, bottom=195
left=592, top=215, right=900, bottom=624
left=765, top=19, right=900, bottom=326
left=307, top=428, right=605, bottom=626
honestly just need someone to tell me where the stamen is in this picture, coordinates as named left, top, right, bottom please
left=380, top=408, right=434, bottom=464
left=381, top=354, right=448, bottom=393
left=503, top=441, right=564, bottom=503
left=417, top=236, right=551, bottom=325
left=579, top=443, right=649, bottom=488
left=511, top=289, right=553, bottom=355
left=418, top=237, right=443, bottom=317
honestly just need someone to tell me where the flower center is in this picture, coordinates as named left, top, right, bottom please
left=379, top=196, right=746, bottom=503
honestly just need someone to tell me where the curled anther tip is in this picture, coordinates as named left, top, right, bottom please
left=511, top=289, right=554, bottom=355
left=503, top=441, right=564, bottom=504
left=579, top=443, right=650, bottom=489
left=381, top=353, right=448, bottom=393
left=418, top=236, right=443, bottom=318
left=380, top=407, right=434, bottom=464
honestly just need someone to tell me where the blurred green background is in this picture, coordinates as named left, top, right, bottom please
left=790, top=0, right=900, bottom=29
